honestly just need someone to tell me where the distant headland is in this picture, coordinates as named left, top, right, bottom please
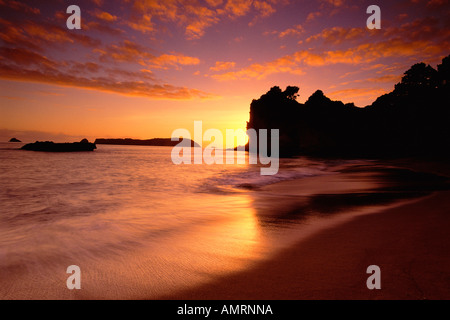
left=9, top=138, right=21, bottom=142
left=95, top=138, right=200, bottom=148
left=247, top=54, right=450, bottom=158
left=21, top=139, right=96, bottom=152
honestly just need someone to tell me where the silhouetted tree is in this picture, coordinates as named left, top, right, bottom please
left=247, top=54, right=450, bottom=158
left=394, top=62, right=438, bottom=96
left=283, top=86, right=299, bottom=100
left=266, top=86, right=282, bottom=97
left=437, top=54, right=450, bottom=87
left=305, top=90, right=335, bottom=108
left=305, top=90, right=324, bottom=104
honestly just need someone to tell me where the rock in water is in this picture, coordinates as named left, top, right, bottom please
left=21, top=139, right=96, bottom=152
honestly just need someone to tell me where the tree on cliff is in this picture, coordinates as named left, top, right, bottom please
left=305, top=90, right=327, bottom=105
left=437, top=55, right=450, bottom=88
left=247, top=54, right=450, bottom=158
left=394, top=62, right=438, bottom=96
left=259, top=86, right=300, bottom=101
left=283, top=86, right=299, bottom=100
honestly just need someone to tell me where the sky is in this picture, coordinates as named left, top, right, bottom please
left=0, top=0, right=449, bottom=143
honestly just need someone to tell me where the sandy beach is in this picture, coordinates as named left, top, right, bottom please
left=162, top=177, right=450, bottom=300
left=2, top=151, right=449, bottom=300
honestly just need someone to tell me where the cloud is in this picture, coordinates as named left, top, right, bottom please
left=126, top=16, right=155, bottom=34
left=295, top=16, right=450, bottom=66
left=84, top=21, right=124, bottom=35
left=249, top=0, right=276, bottom=25
left=253, top=1, right=276, bottom=18
left=0, top=0, right=40, bottom=15
left=0, top=19, right=100, bottom=50
left=211, top=55, right=304, bottom=81
left=279, top=25, right=305, bottom=38
left=96, top=40, right=200, bottom=70
left=263, top=24, right=304, bottom=39
left=128, top=0, right=218, bottom=39
left=306, top=26, right=365, bottom=45
left=206, top=0, right=224, bottom=6
left=93, top=10, right=118, bottom=22
left=150, top=54, right=201, bottom=70
left=1, top=47, right=57, bottom=69
left=184, top=5, right=219, bottom=39
left=0, top=47, right=213, bottom=100
left=211, top=29, right=448, bottom=81
left=294, top=38, right=447, bottom=67
left=305, top=11, right=322, bottom=23
left=293, top=49, right=365, bottom=66
left=129, top=0, right=283, bottom=39
left=322, top=0, right=345, bottom=7
left=2, top=0, right=447, bottom=106
left=210, top=61, right=236, bottom=72
left=224, top=0, right=253, bottom=17
left=383, top=17, right=450, bottom=42
left=97, top=40, right=156, bottom=64
left=306, top=0, right=349, bottom=23
left=0, top=15, right=204, bottom=100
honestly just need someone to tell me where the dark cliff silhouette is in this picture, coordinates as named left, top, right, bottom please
left=21, top=139, right=96, bottom=152
left=247, top=54, right=450, bottom=158
left=95, top=138, right=200, bottom=148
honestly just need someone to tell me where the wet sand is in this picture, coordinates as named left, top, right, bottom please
left=3, top=157, right=449, bottom=300
left=162, top=177, right=450, bottom=300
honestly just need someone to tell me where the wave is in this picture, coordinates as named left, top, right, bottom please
left=198, top=158, right=337, bottom=193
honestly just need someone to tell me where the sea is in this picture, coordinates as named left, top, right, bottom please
left=0, top=142, right=398, bottom=299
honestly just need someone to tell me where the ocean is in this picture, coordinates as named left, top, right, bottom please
left=0, top=142, right=400, bottom=299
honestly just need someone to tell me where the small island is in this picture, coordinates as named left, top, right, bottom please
left=9, top=138, right=21, bottom=142
left=21, top=139, right=96, bottom=152
left=95, top=138, right=200, bottom=148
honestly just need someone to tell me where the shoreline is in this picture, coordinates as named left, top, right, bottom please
left=160, top=180, right=450, bottom=300
left=2, top=155, right=449, bottom=300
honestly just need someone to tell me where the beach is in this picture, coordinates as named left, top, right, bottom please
left=163, top=168, right=450, bottom=300
left=1, top=144, right=449, bottom=300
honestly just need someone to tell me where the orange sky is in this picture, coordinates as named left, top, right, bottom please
left=0, top=0, right=449, bottom=143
